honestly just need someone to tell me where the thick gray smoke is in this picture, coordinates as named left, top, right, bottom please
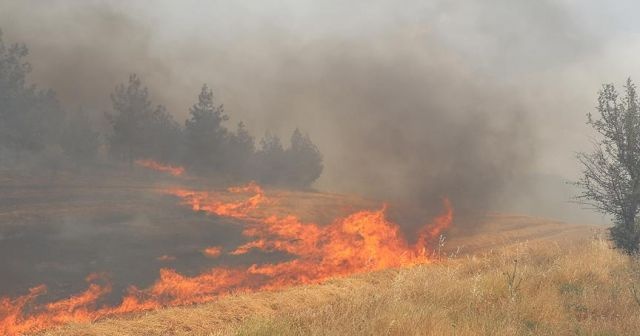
left=1, top=0, right=627, bottom=222
left=253, top=40, right=534, bottom=216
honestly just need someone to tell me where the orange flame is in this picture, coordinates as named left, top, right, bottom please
left=156, top=255, right=176, bottom=262
left=0, top=182, right=452, bottom=335
left=202, top=246, right=222, bottom=258
left=167, top=181, right=265, bottom=218
left=0, top=274, right=112, bottom=336
left=135, top=159, right=185, bottom=177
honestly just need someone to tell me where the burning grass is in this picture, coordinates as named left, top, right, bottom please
left=38, top=233, right=640, bottom=336
left=0, top=182, right=452, bottom=335
left=0, top=172, right=610, bottom=336
left=135, top=159, right=185, bottom=177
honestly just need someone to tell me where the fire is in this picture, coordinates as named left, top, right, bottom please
left=156, top=255, right=176, bottom=262
left=0, top=274, right=112, bottom=336
left=135, top=159, right=185, bottom=176
left=168, top=181, right=266, bottom=218
left=202, top=246, right=223, bottom=258
left=0, top=182, right=452, bottom=335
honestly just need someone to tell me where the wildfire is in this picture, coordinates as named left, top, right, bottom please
left=168, top=181, right=266, bottom=218
left=156, top=255, right=176, bottom=262
left=0, top=182, right=453, bottom=335
left=202, top=246, right=223, bottom=258
left=135, top=159, right=185, bottom=177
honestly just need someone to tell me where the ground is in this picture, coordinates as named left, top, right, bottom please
left=1, top=170, right=628, bottom=336
left=42, top=229, right=640, bottom=336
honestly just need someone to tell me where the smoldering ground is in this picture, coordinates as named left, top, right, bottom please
left=0, top=179, right=293, bottom=301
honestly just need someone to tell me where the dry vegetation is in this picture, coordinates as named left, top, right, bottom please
left=38, top=231, right=640, bottom=336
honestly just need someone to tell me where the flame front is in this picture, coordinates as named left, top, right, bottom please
left=0, top=183, right=452, bottom=335
left=135, top=159, right=185, bottom=176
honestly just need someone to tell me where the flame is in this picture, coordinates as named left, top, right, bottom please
left=0, top=274, right=112, bottom=336
left=0, top=182, right=452, bottom=335
left=202, top=246, right=223, bottom=258
left=167, top=181, right=266, bottom=218
left=156, top=255, right=176, bottom=262
left=135, top=159, right=185, bottom=177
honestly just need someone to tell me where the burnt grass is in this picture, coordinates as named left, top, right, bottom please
left=0, top=174, right=287, bottom=306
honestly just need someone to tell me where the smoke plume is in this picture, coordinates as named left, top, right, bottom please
left=1, top=0, right=615, bottom=220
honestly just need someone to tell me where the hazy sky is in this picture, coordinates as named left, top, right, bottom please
left=1, top=0, right=639, bottom=220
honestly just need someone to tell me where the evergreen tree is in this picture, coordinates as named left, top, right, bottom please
left=285, top=128, right=323, bottom=187
left=184, top=84, right=228, bottom=173
left=256, top=132, right=285, bottom=184
left=225, top=121, right=255, bottom=179
left=145, top=105, right=182, bottom=163
left=0, top=31, right=66, bottom=159
left=107, top=74, right=153, bottom=165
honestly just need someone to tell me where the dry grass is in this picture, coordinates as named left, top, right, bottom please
left=39, top=233, right=640, bottom=336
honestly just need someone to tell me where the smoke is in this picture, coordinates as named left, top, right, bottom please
left=248, top=36, right=534, bottom=217
left=0, top=0, right=621, bottom=220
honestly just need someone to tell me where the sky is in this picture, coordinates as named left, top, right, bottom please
left=1, top=0, right=639, bottom=221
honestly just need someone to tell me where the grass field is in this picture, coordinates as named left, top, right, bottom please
left=37, top=226, right=640, bottom=336
left=1, top=173, right=629, bottom=336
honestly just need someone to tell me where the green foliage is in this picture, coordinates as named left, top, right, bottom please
left=107, top=74, right=181, bottom=165
left=184, top=84, right=228, bottom=172
left=182, top=85, right=323, bottom=187
left=0, top=30, right=97, bottom=167
left=285, top=128, right=323, bottom=188
left=0, top=29, right=323, bottom=186
left=576, top=78, right=640, bottom=254
left=254, top=129, right=323, bottom=187
left=255, top=131, right=286, bottom=184
left=224, top=121, right=256, bottom=179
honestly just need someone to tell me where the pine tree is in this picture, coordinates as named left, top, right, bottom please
left=106, top=74, right=155, bottom=166
left=0, top=31, right=66, bottom=158
left=286, top=128, right=323, bottom=187
left=256, top=132, right=285, bottom=184
left=184, top=84, right=228, bottom=173
left=145, top=105, right=182, bottom=163
left=225, top=122, right=255, bottom=179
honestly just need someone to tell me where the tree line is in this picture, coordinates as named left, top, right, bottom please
left=0, top=32, right=322, bottom=188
